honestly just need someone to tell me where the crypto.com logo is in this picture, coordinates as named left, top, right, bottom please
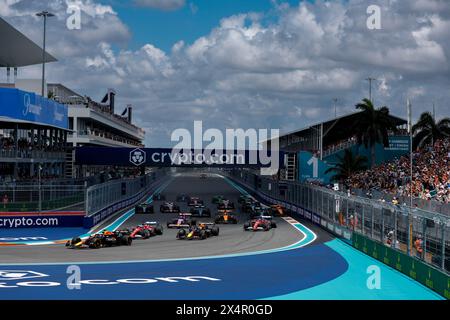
left=0, top=271, right=48, bottom=281
left=171, top=121, right=280, bottom=176
left=130, top=148, right=147, bottom=166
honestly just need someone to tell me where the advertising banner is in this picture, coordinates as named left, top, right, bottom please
left=0, top=214, right=84, bottom=229
left=0, top=88, right=68, bottom=129
left=298, top=151, right=333, bottom=184
left=76, top=147, right=285, bottom=169
left=353, top=233, right=450, bottom=299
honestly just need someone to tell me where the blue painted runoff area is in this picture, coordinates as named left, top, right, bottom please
left=0, top=223, right=442, bottom=299
left=269, top=239, right=443, bottom=300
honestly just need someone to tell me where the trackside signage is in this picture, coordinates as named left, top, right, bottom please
left=0, top=88, right=68, bottom=129
left=76, top=147, right=285, bottom=170
left=0, top=215, right=84, bottom=229
left=0, top=271, right=221, bottom=289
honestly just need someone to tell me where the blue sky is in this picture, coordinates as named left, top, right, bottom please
left=3, top=0, right=449, bottom=146
left=107, top=0, right=303, bottom=52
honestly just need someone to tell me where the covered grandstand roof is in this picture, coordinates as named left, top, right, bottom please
left=0, top=17, right=57, bottom=67
left=274, top=111, right=407, bottom=152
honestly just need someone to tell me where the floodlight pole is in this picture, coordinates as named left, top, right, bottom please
left=36, top=11, right=55, bottom=97
left=333, top=98, right=338, bottom=118
left=366, top=77, right=377, bottom=103
left=407, top=99, right=413, bottom=256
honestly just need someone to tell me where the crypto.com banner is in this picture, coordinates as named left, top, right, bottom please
left=75, top=147, right=284, bottom=174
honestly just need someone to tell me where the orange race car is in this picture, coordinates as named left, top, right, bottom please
left=215, top=210, right=238, bottom=224
left=270, top=204, right=286, bottom=216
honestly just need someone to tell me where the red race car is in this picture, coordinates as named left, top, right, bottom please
left=123, top=222, right=163, bottom=239
left=243, top=216, right=277, bottom=232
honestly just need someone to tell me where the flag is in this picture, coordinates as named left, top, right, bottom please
left=407, top=98, right=412, bottom=133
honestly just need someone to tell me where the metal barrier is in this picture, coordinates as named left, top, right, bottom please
left=85, top=169, right=167, bottom=217
left=352, top=188, right=450, bottom=215
left=227, top=169, right=450, bottom=274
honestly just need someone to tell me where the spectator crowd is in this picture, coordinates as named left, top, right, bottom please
left=346, top=139, right=450, bottom=203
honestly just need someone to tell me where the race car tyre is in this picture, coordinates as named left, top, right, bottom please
left=122, top=235, right=132, bottom=246
left=135, top=206, right=144, bottom=214
left=200, top=230, right=207, bottom=240
left=155, top=225, right=163, bottom=235
left=271, top=222, right=277, bottom=228
left=143, top=230, right=151, bottom=239
left=243, top=222, right=250, bottom=231
left=90, top=239, right=102, bottom=249
left=177, top=229, right=186, bottom=239
left=190, top=219, right=197, bottom=226
left=211, top=226, right=219, bottom=236
left=72, top=237, right=82, bottom=245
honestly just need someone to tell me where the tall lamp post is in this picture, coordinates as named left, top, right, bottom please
left=333, top=98, right=338, bottom=118
left=366, top=77, right=377, bottom=103
left=36, top=11, right=55, bottom=97
left=38, top=163, right=42, bottom=214
left=407, top=99, right=413, bottom=256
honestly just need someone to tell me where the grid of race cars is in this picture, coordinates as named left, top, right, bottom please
left=66, top=192, right=287, bottom=249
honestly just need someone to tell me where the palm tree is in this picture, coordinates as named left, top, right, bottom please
left=325, top=149, right=368, bottom=182
left=412, top=112, right=450, bottom=150
left=353, top=98, right=396, bottom=167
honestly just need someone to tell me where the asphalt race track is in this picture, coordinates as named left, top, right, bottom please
left=0, top=173, right=443, bottom=300
left=0, top=173, right=317, bottom=263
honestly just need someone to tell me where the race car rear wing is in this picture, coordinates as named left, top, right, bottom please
left=218, top=209, right=233, bottom=213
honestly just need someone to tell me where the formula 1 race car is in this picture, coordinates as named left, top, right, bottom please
left=270, top=204, right=286, bottom=216
left=238, top=195, right=253, bottom=204
left=212, top=195, right=225, bottom=204
left=241, top=199, right=262, bottom=214
left=176, top=194, right=190, bottom=202
left=188, top=197, right=204, bottom=207
left=177, top=222, right=219, bottom=240
left=123, top=222, right=163, bottom=239
left=250, top=208, right=273, bottom=219
left=243, top=216, right=277, bottom=232
left=217, top=199, right=235, bottom=210
left=214, top=211, right=238, bottom=224
left=160, top=202, right=181, bottom=213
left=189, top=205, right=211, bottom=217
left=66, top=230, right=132, bottom=249
left=167, top=213, right=197, bottom=229
left=153, top=193, right=166, bottom=201
left=135, top=203, right=154, bottom=214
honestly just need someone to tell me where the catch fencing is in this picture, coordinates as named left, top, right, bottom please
left=227, top=169, right=450, bottom=274
left=0, top=184, right=85, bottom=212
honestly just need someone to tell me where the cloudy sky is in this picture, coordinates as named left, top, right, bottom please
left=1, top=0, right=449, bottom=147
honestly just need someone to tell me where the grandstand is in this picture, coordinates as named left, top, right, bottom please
left=268, top=111, right=408, bottom=182
left=0, top=17, right=68, bottom=184
left=48, top=83, right=145, bottom=178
